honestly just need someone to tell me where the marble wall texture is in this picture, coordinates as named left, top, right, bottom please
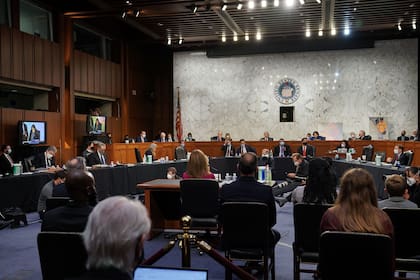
left=173, top=39, right=418, bottom=141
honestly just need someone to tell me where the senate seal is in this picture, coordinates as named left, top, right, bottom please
left=274, top=78, right=300, bottom=105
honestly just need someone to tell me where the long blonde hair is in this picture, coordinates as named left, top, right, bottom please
left=332, top=168, right=387, bottom=234
left=186, top=149, right=210, bottom=178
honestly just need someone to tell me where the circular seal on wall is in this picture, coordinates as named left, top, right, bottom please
left=273, top=78, right=301, bottom=104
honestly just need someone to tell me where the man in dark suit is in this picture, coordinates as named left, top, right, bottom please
left=358, top=130, right=372, bottom=140
left=135, top=130, right=148, bottom=143
left=86, top=142, right=108, bottom=166
left=174, top=140, right=187, bottom=160
left=297, top=138, right=315, bottom=158
left=397, top=130, right=410, bottom=141
left=260, top=131, right=274, bottom=141
left=236, top=139, right=256, bottom=155
left=0, top=145, right=14, bottom=175
left=41, top=170, right=97, bottom=232
left=273, top=138, right=292, bottom=157
left=156, top=131, right=167, bottom=142
left=219, top=152, right=280, bottom=247
left=221, top=138, right=235, bottom=157
left=387, top=145, right=410, bottom=166
left=33, top=146, right=57, bottom=169
left=211, top=130, right=225, bottom=141
left=185, top=132, right=195, bottom=142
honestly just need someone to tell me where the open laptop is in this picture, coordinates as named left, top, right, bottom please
left=134, top=265, right=208, bottom=280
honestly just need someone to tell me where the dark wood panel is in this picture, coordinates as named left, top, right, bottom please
left=1, top=108, right=24, bottom=146
left=51, top=42, right=61, bottom=87
left=80, top=52, right=88, bottom=93
left=11, top=29, right=23, bottom=80
left=73, top=51, right=81, bottom=91
left=94, top=56, right=101, bottom=94
left=87, top=54, right=95, bottom=93
left=0, top=26, right=12, bottom=78
left=105, top=61, right=112, bottom=97
left=99, top=59, right=106, bottom=95
left=111, top=62, right=117, bottom=98
left=33, top=39, right=44, bottom=84
left=116, top=63, right=122, bottom=98
left=42, top=40, right=52, bottom=86
left=44, top=111, right=62, bottom=163
left=108, top=116, right=122, bottom=143
left=22, top=33, right=34, bottom=83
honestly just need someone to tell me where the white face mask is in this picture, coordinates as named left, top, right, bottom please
left=407, top=177, right=416, bottom=186
left=394, top=149, right=399, bottom=154
left=167, top=173, right=174, bottom=179
left=6, top=148, right=12, bottom=154
left=141, top=134, right=146, bottom=138
left=341, top=143, right=346, bottom=148
left=294, top=161, right=300, bottom=167
left=47, top=153, right=53, bottom=159
left=280, top=141, right=285, bottom=146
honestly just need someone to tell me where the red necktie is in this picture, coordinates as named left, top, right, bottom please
left=303, top=146, right=306, bottom=157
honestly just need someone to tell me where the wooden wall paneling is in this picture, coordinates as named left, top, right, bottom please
left=94, top=56, right=101, bottom=94
left=116, top=63, right=122, bottom=98
left=44, top=112, right=61, bottom=163
left=87, top=54, right=95, bottom=93
left=51, top=42, right=61, bottom=87
left=80, top=52, right=88, bottom=93
left=0, top=26, right=12, bottom=78
left=11, top=30, right=23, bottom=81
left=33, top=38, right=44, bottom=84
left=1, top=108, right=24, bottom=146
left=24, top=110, right=43, bottom=121
left=108, top=116, right=122, bottom=144
left=73, top=51, right=81, bottom=91
left=105, top=61, right=112, bottom=97
left=42, top=40, right=52, bottom=86
left=22, top=33, right=34, bottom=83
left=99, top=59, right=106, bottom=95
left=111, top=62, right=117, bottom=98
left=74, top=114, right=88, bottom=155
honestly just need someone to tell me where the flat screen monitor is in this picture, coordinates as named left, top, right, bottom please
left=18, top=120, right=47, bottom=145
left=86, top=115, right=106, bottom=135
left=134, top=266, right=208, bottom=280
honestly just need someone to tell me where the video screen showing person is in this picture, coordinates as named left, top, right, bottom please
left=87, top=116, right=106, bottom=135
left=20, top=121, right=46, bottom=144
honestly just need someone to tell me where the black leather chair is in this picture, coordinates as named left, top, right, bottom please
left=23, top=155, right=35, bottom=172
left=135, top=148, right=142, bottom=163
left=362, top=145, right=374, bottom=161
left=376, top=151, right=386, bottom=162
left=383, top=207, right=420, bottom=277
left=293, top=203, right=332, bottom=280
left=46, top=197, right=70, bottom=212
left=221, top=201, right=275, bottom=280
left=319, top=231, right=394, bottom=280
left=404, top=150, right=414, bottom=166
left=37, top=231, right=87, bottom=280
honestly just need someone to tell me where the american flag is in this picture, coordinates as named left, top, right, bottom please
left=176, top=87, right=183, bottom=141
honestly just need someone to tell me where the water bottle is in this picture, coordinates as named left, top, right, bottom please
left=375, top=154, right=381, bottom=166
left=265, top=165, right=272, bottom=183
left=269, top=149, right=273, bottom=158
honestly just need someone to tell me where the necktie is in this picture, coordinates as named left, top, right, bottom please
left=5, top=154, right=13, bottom=166
left=280, top=146, right=284, bottom=157
left=242, top=145, right=246, bottom=154
left=303, top=146, right=306, bottom=157
left=226, top=146, right=230, bottom=157
left=101, top=154, right=105, bottom=164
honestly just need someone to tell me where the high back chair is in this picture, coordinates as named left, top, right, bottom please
left=45, top=197, right=70, bottom=212
left=319, top=231, right=394, bottom=280
left=404, top=150, right=414, bottom=166
left=135, top=148, right=142, bottom=163
left=362, top=145, right=374, bottom=161
left=383, top=207, right=420, bottom=277
left=293, top=203, right=332, bottom=280
left=37, top=231, right=87, bottom=280
left=221, top=201, right=275, bottom=280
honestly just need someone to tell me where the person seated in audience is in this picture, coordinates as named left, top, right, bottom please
left=358, top=130, right=372, bottom=140
left=259, top=148, right=273, bottom=166
left=41, top=170, right=97, bottom=232
left=157, top=131, right=167, bottom=142
left=236, top=139, right=256, bottom=155
left=219, top=152, right=280, bottom=249
left=86, top=142, right=108, bottom=166
left=167, top=133, right=174, bottom=142
left=273, top=138, right=291, bottom=157
left=348, top=131, right=357, bottom=141
left=33, top=145, right=57, bottom=169
left=0, top=144, right=14, bottom=175
left=410, top=129, right=418, bottom=141
left=292, top=157, right=338, bottom=205
left=310, top=131, right=325, bottom=140
left=378, top=174, right=417, bottom=209
left=166, top=167, right=180, bottom=179
left=406, top=167, right=420, bottom=207
left=82, top=141, right=95, bottom=159
left=211, top=130, right=225, bottom=141
left=386, top=144, right=409, bottom=166
left=73, top=196, right=150, bottom=280
left=65, top=156, right=87, bottom=171
left=397, top=130, right=410, bottom=141
left=260, top=131, right=273, bottom=141
left=185, top=132, right=195, bottom=141
left=334, top=140, right=351, bottom=154
left=297, top=138, right=315, bottom=158
left=144, top=143, right=157, bottom=161
left=221, top=138, right=235, bottom=157
left=320, top=168, right=394, bottom=238
left=37, top=170, right=67, bottom=219
left=182, top=149, right=215, bottom=179
left=135, top=130, right=148, bottom=143
left=174, top=140, right=187, bottom=160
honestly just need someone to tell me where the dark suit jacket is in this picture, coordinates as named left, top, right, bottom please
left=295, top=159, right=309, bottom=178
left=175, top=146, right=187, bottom=160
left=68, top=267, right=132, bottom=280
left=397, top=136, right=410, bottom=141
left=0, top=153, right=13, bottom=175
left=135, top=136, right=148, bottom=143
left=33, top=152, right=56, bottom=169
left=260, top=137, right=274, bottom=141
left=221, top=144, right=235, bottom=156
left=219, top=176, right=276, bottom=228
left=273, top=144, right=292, bottom=157
left=235, top=144, right=256, bottom=154
left=297, top=145, right=315, bottom=158
left=41, top=203, right=93, bottom=232
left=86, top=152, right=108, bottom=166
left=211, top=136, right=225, bottom=141
left=359, top=135, right=372, bottom=140
left=392, top=153, right=409, bottom=166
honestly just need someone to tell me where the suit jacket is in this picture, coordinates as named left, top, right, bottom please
left=211, top=136, right=225, bottom=141
left=86, top=152, right=108, bottom=166
left=68, top=267, right=132, bottom=280
left=221, top=144, right=235, bottom=156
left=392, top=152, right=409, bottom=166
left=135, top=136, right=148, bottom=143
left=41, top=203, right=93, bottom=232
left=273, top=144, right=292, bottom=157
left=219, top=176, right=277, bottom=228
left=297, top=145, right=315, bottom=158
left=33, top=152, right=56, bottom=169
left=295, top=159, right=309, bottom=178
left=235, top=144, right=256, bottom=155
left=397, top=136, right=410, bottom=141
left=359, top=135, right=372, bottom=140
left=260, top=137, right=274, bottom=141
left=0, top=153, right=13, bottom=175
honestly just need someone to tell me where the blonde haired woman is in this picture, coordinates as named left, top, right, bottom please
left=182, top=149, right=215, bottom=179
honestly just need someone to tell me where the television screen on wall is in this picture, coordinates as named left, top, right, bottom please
left=86, top=115, right=106, bottom=135
left=18, top=120, right=47, bottom=145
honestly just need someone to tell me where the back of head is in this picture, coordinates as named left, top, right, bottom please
left=238, top=152, right=257, bottom=176
left=65, top=170, right=94, bottom=202
left=65, top=156, right=87, bottom=171
left=385, top=174, right=406, bottom=197
left=47, top=145, right=57, bottom=153
left=83, top=196, right=151, bottom=272
left=303, top=158, right=337, bottom=204
left=186, top=149, right=209, bottom=177
left=53, top=170, right=67, bottom=180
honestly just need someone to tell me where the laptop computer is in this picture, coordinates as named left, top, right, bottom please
left=134, top=265, right=208, bottom=280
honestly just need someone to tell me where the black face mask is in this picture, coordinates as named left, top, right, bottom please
left=302, top=142, right=307, bottom=146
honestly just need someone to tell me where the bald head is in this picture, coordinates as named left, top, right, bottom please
left=65, top=170, right=95, bottom=202
left=238, top=152, right=257, bottom=176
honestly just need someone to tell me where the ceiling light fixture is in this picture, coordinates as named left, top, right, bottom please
left=222, top=3, right=228, bottom=11
left=299, top=0, right=305, bottom=4
left=167, top=38, right=171, bottom=45
left=248, top=0, right=255, bottom=9
left=344, top=26, right=350, bottom=35
left=331, top=28, right=336, bottom=36
left=121, top=11, right=127, bottom=18
left=316, top=0, right=321, bottom=3
left=135, top=10, right=140, bottom=17
left=193, top=5, right=198, bottom=13
left=222, top=35, right=226, bottom=42
left=397, top=23, right=402, bottom=31
left=413, top=22, right=417, bottom=30
left=261, top=0, right=267, bottom=8
left=233, top=34, right=238, bottom=41
left=274, top=0, right=280, bottom=6
left=318, top=30, right=323, bottom=36
left=286, top=0, right=294, bottom=7
left=256, top=31, right=262, bottom=40
left=178, top=38, right=183, bottom=44
left=245, top=33, right=250, bottom=40
left=305, top=29, right=311, bottom=37
left=237, top=3, right=243, bottom=9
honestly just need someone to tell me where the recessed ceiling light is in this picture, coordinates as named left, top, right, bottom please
left=157, top=23, right=163, bottom=26
left=261, top=0, right=267, bottom=8
left=222, top=35, right=226, bottom=42
left=237, top=3, right=243, bottom=9
left=398, top=23, right=402, bottom=31
left=316, top=0, right=321, bottom=3
left=286, top=0, right=295, bottom=7
left=274, top=0, right=280, bottom=7
left=248, top=0, right=255, bottom=9
left=167, top=38, right=171, bottom=45
left=245, top=33, right=249, bottom=40
left=331, top=28, right=336, bottom=35
left=318, top=30, right=323, bottom=36
left=256, top=32, right=262, bottom=40
left=299, top=0, right=305, bottom=4
left=344, top=26, right=350, bottom=35
left=413, top=22, right=417, bottom=30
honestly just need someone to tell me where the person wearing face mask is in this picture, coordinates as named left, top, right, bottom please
left=174, top=140, right=187, bottom=160
left=221, top=138, right=235, bottom=157
left=273, top=138, right=291, bottom=157
left=336, top=140, right=350, bottom=150
left=386, top=145, right=409, bottom=166
left=235, top=139, right=256, bottom=155
left=185, top=132, right=195, bottom=142
left=33, top=145, right=57, bottom=169
left=348, top=132, right=357, bottom=141
left=297, top=138, right=315, bottom=158
left=37, top=170, right=67, bottom=219
left=406, top=167, right=420, bottom=207
left=135, top=130, right=148, bottom=143
left=166, top=167, right=180, bottom=179
left=0, top=144, right=14, bottom=175
left=86, top=142, right=108, bottom=166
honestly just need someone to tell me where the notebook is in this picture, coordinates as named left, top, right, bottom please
left=134, top=266, right=208, bottom=280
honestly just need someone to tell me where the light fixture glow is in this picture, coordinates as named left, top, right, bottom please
left=318, top=30, right=323, bottom=36
left=344, top=26, right=350, bottom=35
left=261, top=0, right=267, bottom=7
left=222, top=3, right=227, bottom=11
left=233, top=34, right=238, bottom=41
left=331, top=28, right=336, bottom=36
left=178, top=38, right=183, bottom=44
left=193, top=5, right=198, bottom=13
left=122, top=11, right=127, bottom=18
left=285, top=0, right=294, bottom=7
left=316, top=0, right=321, bottom=3
left=167, top=38, right=171, bottom=45
left=299, top=0, right=305, bottom=4
left=398, top=23, right=402, bottom=31
left=248, top=0, right=255, bottom=9
left=305, top=29, right=311, bottom=37
left=245, top=33, right=250, bottom=40
left=237, top=3, right=243, bottom=9
left=413, top=22, right=417, bottom=30
left=256, top=31, right=262, bottom=40
left=135, top=10, right=140, bottom=17
left=222, top=35, right=226, bottom=42
left=274, top=0, right=280, bottom=6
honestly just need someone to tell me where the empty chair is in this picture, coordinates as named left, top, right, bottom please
left=362, top=145, right=374, bottom=161
left=383, top=207, right=420, bottom=277
left=221, top=201, right=275, bottom=280
left=135, top=148, right=142, bottom=163
left=45, top=197, right=70, bottom=212
left=404, top=150, right=414, bottom=166
left=37, top=231, right=87, bottom=280
left=293, top=203, right=332, bottom=280
left=319, top=231, right=394, bottom=280
left=23, top=155, right=35, bottom=172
